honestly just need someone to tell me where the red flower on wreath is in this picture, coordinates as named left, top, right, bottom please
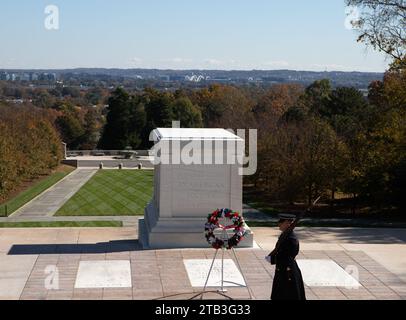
left=205, top=208, right=247, bottom=250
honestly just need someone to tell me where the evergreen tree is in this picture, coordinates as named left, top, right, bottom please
left=98, top=88, right=132, bottom=149
left=169, top=97, right=203, bottom=128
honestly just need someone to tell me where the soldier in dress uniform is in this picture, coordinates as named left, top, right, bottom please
left=266, top=213, right=306, bottom=300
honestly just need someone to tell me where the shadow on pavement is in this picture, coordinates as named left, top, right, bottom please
left=7, top=240, right=143, bottom=255
left=296, top=228, right=406, bottom=244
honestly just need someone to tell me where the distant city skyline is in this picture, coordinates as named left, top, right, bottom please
left=0, top=0, right=390, bottom=72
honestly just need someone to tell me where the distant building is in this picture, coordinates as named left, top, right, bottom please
left=185, top=75, right=206, bottom=82
left=21, top=73, right=30, bottom=81
left=38, top=73, right=57, bottom=82
left=158, top=75, right=170, bottom=82
left=207, top=77, right=230, bottom=83
left=169, top=75, right=184, bottom=81
left=30, top=73, right=39, bottom=81
left=261, top=76, right=285, bottom=83
left=6, top=99, right=24, bottom=104
left=359, top=89, right=369, bottom=97
left=0, top=72, right=9, bottom=81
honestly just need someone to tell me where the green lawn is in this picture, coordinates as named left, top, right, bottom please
left=0, top=167, right=74, bottom=217
left=55, top=170, right=154, bottom=216
left=0, top=221, right=123, bottom=228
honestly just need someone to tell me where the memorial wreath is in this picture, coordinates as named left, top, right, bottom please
left=205, top=208, right=247, bottom=249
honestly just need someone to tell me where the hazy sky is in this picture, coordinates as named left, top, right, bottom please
left=0, top=0, right=390, bottom=71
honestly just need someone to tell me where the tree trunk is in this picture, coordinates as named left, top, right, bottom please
left=351, top=193, right=357, bottom=215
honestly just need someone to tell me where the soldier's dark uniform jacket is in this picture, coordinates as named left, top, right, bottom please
left=271, top=231, right=306, bottom=300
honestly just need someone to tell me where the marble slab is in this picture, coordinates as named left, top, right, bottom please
left=184, top=259, right=246, bottom=287
left=74, top=260, right=132, bottom=289
left=297, top=259, right=360, bottom=288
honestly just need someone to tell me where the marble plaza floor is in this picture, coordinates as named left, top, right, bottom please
left=0, top=226, right=406, bottom=300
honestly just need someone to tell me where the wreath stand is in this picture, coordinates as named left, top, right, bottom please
left=154, top=209, right=253, bottom=301
left=188, top=227, right=253, bottom=300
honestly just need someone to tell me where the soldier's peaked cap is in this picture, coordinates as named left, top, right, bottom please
left=278, top=213, right=296, bottom=221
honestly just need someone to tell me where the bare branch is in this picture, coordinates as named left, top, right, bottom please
left=346, top=0, right=406, bottom=63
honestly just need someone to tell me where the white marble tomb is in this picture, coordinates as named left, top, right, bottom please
left=139, top=128, right=254, bottom=249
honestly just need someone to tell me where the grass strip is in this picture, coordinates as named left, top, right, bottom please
left=0, top=221, right=123, bottom=228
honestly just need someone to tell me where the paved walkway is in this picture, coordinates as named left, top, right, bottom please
left=0, top=216, right=139, bottom=227
left=10, top=169, right=97, bottom=218
left=0, top=226, right=405, bottom=300
left=242, top=204, right=274, bottom=221
left=1, top=205, right=270, bottom=226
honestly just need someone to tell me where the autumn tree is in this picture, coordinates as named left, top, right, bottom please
left=254, top=84, right=303, bottom=117
left=55, top=106, right=85, bottom=149
left=300, top=79, right=332, bottom=116
left=346, top=0, right=406, bottom=67
left=257, top=115, right=348, bottom=204
left=191, top=84, right=255, bottom=129
left=382, top=67, right=406, bottom=109
left=80, top=108, right=102, bottom=150
left=0, top=105, right=62, bottom=200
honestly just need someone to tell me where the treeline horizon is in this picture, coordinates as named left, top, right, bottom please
left=1, top=0, right=405, bottom=214
left=95, top=62, right=404, bottom=211
left=0, top=68, right=404, bottom=212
